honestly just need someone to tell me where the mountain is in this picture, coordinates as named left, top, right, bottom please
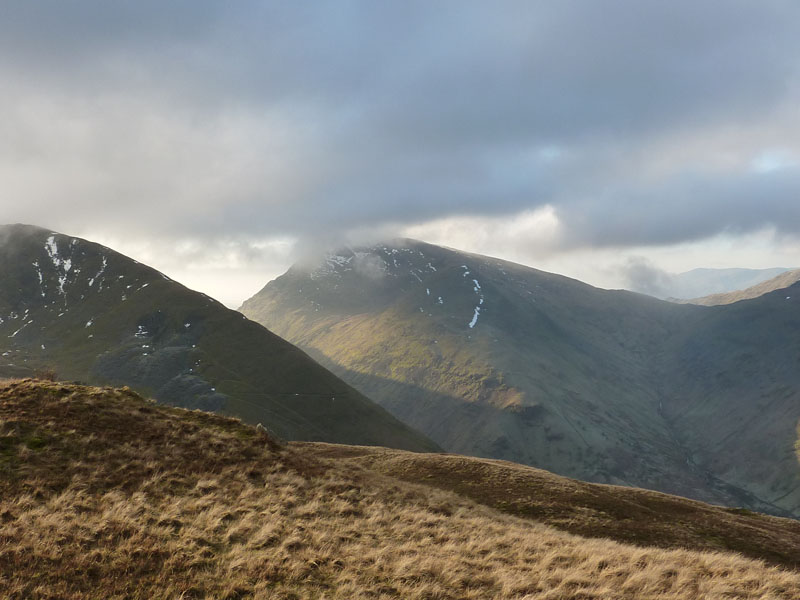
left=674, top=268, right=800, bottom=306
left=241, top=239, right=800, bottom=516
left=651, top=267, right=793, bottom=300
left=4, top=379, right=800, bottom=598
left=0, top=224, right=436, bottom=451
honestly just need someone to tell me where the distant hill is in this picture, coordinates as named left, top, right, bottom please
left=650, top=267, right=792, bottom=300
left=674, top=269, right=800, bottom=306
left=241, top=239, right=800, bottom=516
left=3, top=378, right=800, bottom=598
left=0, top=224, right=436, bottom=451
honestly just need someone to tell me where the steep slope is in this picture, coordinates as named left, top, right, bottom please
left=658, top=284, right=800, bottom=515
left=674, top=269, right=800, bottom=306
left=3, top=379, right=800, bottom=599
left=241, top=239, right=800, bottom=516
left=0, top=225, right=436, bottom=451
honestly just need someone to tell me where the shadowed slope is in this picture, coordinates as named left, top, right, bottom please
left=0, top=224, right=436, bottom=451
left=241, top=239, right=800, bottom=515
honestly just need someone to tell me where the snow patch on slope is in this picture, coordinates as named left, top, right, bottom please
left=44, top=235, right=74, bottom=296
left=468, top=306, right=481, bottom=329
left=463, top=267, right=485, bottom=329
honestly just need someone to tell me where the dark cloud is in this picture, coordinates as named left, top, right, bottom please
left=562, top=166, right=800, bottom=248
left=1, top=0, right=800, bottom=252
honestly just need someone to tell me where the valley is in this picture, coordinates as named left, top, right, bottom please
left=242, top=239, right=800, bottom=516
left=0, top=225, right=436, bottom=452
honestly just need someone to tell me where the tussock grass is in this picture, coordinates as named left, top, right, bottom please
left=304, top=443, right=800, bottom=569
left=2, top=379, right=800, bottom=599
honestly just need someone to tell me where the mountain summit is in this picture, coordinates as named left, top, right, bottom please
left=241, top=238, right=800, bottom=516
left=0, top=225, right=436, bottom=451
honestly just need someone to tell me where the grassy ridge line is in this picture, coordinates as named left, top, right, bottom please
left=300, top=443, right=800, bottom=570
left=3, top=379, right=800, bottom=599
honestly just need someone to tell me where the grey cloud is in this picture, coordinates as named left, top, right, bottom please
left=1, top=1, right=800, bottom=253
left=352, top=253, right=387, bottom=280
left=617, top=257, right=675, bottom=298
left=562, top=167, right=800, bottom=248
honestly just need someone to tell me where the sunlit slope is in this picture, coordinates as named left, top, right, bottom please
left=3, top=379, right=800, bottom=599
left=664, top=267, right=791, bottom=300
left=0, top=225, right=437, bottom=451
left=674, top=268, right=800, bottom=306
left=242, top=239, right=800, bottom=515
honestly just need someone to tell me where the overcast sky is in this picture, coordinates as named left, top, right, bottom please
left=2, top=1, right=800, bottom=306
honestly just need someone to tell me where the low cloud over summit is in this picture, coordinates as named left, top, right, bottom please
left=2, top=1, right=800, bottom=303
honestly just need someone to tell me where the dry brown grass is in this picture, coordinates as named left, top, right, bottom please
left=301, top=443, right=800, bottom=569
left=2, top=379, right=800, bottom=599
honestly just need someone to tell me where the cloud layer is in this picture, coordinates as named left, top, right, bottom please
left=1, top=1, right=800, bottom=301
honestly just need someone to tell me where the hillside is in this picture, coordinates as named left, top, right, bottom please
left=674, top=269, right=800, bottom=306
left=0, top=225, right=436, bottom=451
left=241, top=239, right=800, bottom=516
left=302, top=442, right=800, bottom=569
left=3, top=379, right=800, bottom=599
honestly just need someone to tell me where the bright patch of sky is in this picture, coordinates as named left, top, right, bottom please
left=751, top=150, right=799, bottom=174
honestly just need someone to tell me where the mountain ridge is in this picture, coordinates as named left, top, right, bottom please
left=0, top=224, right=437, bottom=451
left=241, top=238, right=800, bottom=516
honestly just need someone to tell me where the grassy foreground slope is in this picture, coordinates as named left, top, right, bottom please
left=0, top=224, right=436, bottom=451
left=304, top=443, right=800, bottom=569
left=3, top=379, right=800, bottom=599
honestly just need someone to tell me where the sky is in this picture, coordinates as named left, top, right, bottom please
left=2, top=1, right=800, bottom=307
